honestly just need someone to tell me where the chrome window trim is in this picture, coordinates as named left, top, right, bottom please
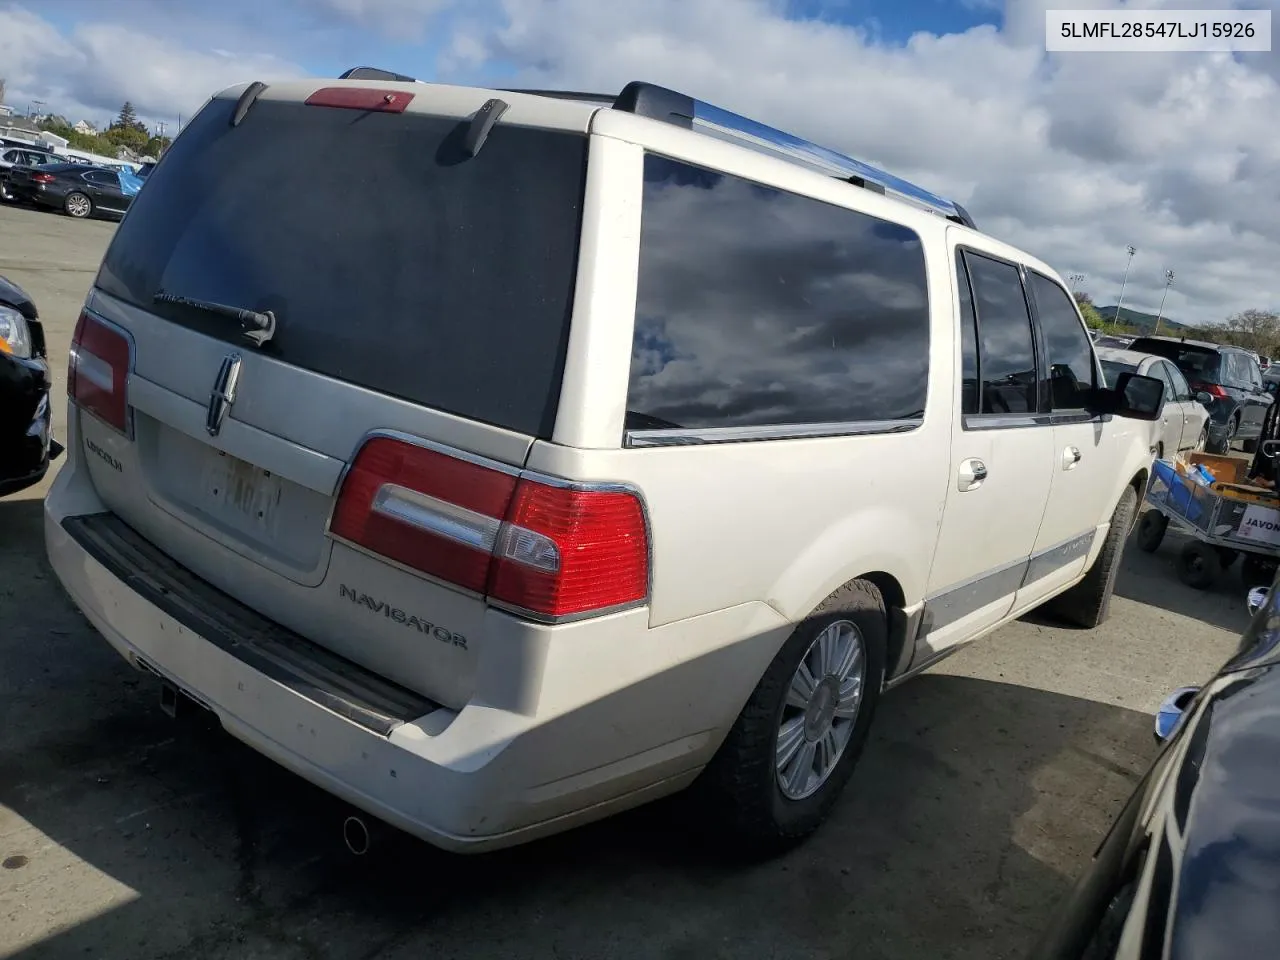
left=624, top=418, right=922, bottom=448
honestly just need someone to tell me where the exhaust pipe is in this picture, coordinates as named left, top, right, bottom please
left=342, top=815, right=372, bottom=856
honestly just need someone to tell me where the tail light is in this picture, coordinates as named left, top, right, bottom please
left=32, top=173, right=56, bottom=184
left=69, top=312, right=132, bottom=434
left=1191, top=381, right=1229, bottom=400
left=330, top=436, right=649, bottom=621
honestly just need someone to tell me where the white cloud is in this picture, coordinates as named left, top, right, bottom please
left=436, top=0, right=1280, bottom=324
left=0, top=5, right=304, bottom=130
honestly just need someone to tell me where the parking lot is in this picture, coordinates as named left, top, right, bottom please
left=0, top=201, right=1255, bottom=960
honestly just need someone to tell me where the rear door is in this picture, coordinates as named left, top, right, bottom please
left=75, top=88, right=591, bottom=708
left=921, top=245, right=1055, bottom=657
left=81, top=170, right=125, bottom=213
left=1149, top=360, right=1184, bottom=457
left=1162, top=360, right=1207, bottom=451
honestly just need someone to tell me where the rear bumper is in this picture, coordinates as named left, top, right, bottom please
left=44, top=431, right=789, bottom=851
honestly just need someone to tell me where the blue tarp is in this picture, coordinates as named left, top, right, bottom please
left=116, top=170, right=145, bottom=197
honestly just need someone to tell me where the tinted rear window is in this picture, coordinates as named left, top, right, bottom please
left=96, top=96, right=589, bottom=438
left=625, top=154, right=930, bottom=434
left=1129, top=340, right=1221, bottom=381
left=1100, top=359, right=1138, bottom=387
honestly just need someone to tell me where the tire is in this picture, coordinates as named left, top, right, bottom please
left=1216, top=548, right=1239, bottom=569
left=1134, top=510, right=1167, bottom=553
left=699, top=579, right=887, bottom=851
left=1242, top=554, right=1278, bottom=587
left=1194, top=427, right=1208, bottom=452
left=1046, top=486, right=1139, bottom=628
left=0, top=180, right=11, bottom=202
left=63, top=191, right=93, bottom=219
left=1177, top=541, right=1220, bottom=590
left=1241, top=438, right=1258, bottom=455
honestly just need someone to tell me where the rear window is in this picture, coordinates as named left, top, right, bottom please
left=625, top=154, right=930, bottom=435
left=1099, top=359, right=1137, bottom=386
left=1130, top=339, right=1221, bottom=382
left=96, top=95, right=589, bottom=438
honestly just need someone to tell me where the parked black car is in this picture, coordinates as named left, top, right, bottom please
left=0, top=275, right=62, bottom=496
left=6, top=162, right=134, bottom=220
left=1127, top=336, right=1272, bottom=454
left=1032, top=572, right=1280, bottom=960
left=0, top=144, right=57, bottom=202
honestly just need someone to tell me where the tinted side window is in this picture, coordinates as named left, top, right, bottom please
left=1165, top=362, right=1191, bottom=400
left=627, top=154, right=930, bottom=432
left=84, top=171, right=114, bottom=185
left=1029, top=272, right=1096, bottom=411
left=957, top=253, right=979, bottom=415
left=964, top=253, right=1037, bottom=416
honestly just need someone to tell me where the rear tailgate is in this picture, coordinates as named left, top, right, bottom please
left=73, top=82, right=591, bottom=708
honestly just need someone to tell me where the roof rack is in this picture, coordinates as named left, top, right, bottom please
left=612, top=81, right=976, bottom=228
left=333, top=70, right=975, bottom=228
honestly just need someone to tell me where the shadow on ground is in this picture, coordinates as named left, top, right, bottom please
left=1, top=490, right=1156, bottom=960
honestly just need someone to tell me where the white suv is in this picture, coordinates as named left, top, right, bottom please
left=45, top=72, right=1165, bottom=853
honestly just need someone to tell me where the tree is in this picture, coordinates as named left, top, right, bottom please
left=104, top=122, right=149, bottom=153
left=115, top=101, right=138, bottom=130
left=1074, top=291, right=1106, bottom=330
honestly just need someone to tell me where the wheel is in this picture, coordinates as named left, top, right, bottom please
left=1242, top=554, right=1278, bottom=587
left=1241, top=438, right=1258, bottom=454
left=63, top=191, right=93, bottom=219
left=1216, top=548, right=1239, bottom=569
left=0, top=179, right=11, bottom=202
left=699, top=580, right=886, bottom=850
left=1134, top=510, right=1167, bottom=553
left=1226, top=414, right=1240, bottom=449
left=1045, top=486, right=1138, bottom=628
left=1177, top=541, right=1221, bottom=590
left=1194, top=427, right=1208, bottom=452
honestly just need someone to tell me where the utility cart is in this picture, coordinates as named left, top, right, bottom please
left=1138, top=453, right=1280, bottom=589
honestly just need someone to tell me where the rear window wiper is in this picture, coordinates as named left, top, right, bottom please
left=154, top=290, right=277, bottom=346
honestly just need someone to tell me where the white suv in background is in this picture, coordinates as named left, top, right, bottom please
left=45, top=72, right=1165, bottom=853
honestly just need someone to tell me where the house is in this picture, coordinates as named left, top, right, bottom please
left=73, top=119, right=96, bottom=135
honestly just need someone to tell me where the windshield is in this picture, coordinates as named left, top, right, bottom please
left=96, top=96, right=589, bottom=439
left=1100, top=359, right=1138, bottom=386
left=1131, top=340, right=1220, bottom=381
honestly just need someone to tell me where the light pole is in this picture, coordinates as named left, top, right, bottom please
left=1068, top=273, right=1086, bottom=292
left=1154, top=269, right=1175, bottom=336
left=1113, top=244, right=1137, bottom=330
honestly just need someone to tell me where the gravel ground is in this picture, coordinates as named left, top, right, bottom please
left=0, top=202, right=1253, bottom=960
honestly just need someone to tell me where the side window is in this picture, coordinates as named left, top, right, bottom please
left=1164, top=361, right=1192, bottom=401
left=626, top=154, right=931, bottom=434
left=1028, top=271, right=1096, bottom=411
left=1152, top=361, right=1176, bottom=402
left=84, top=170, right=114, bottom=185
left=963, top=252, right=1037, bottom=417
left=957, top=252, right=979, bottom=416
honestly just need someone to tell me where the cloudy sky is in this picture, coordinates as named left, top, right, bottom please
left=2, top=0, right=1278, bottom=326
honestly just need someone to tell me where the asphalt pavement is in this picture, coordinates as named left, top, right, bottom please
left=0, top=201, right=1252, bottom=960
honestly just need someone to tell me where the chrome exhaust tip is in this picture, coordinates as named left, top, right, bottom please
left=342, top=815, right=371, bottom=856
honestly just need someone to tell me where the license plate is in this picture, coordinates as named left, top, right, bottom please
left=203, top=452, right=283, bottom=534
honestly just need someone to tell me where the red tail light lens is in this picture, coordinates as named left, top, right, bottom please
left=489, top=482, right=649, bottom=618
left=69, top=312, right=132, bottom=433
left=1191, top=381, right=1229, bottom=400
left=32, top=173, right=56, bottom=184
left=330, top=436, right=650, bottom=620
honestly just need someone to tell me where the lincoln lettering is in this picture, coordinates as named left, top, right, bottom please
left=339, top=584, right=467, bottom=649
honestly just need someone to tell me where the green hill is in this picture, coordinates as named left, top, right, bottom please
left=1096, top=305, right=1187, bottom=334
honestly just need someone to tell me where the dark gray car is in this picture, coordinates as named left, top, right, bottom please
left=1127, top=336, right=1272, bottom=453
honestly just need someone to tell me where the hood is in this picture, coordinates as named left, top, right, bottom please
left=0, top=274, right=37, bottom=321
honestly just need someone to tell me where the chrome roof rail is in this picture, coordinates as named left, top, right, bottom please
left=612, top=81, right=976, bottom=228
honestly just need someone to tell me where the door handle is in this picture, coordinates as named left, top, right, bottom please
left=958, top=458, right=987, bottom=492
left=1063, top=446, right=1082, bottom=470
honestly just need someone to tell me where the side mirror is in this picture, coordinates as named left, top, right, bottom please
left=1154, top=686, right=1200, bottom=742
left=1196, top=391, right=1214, bottom=406
left=1094, top=372, right=1165, bottom=421
left=1248, top=586, right=1270, bottom=617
